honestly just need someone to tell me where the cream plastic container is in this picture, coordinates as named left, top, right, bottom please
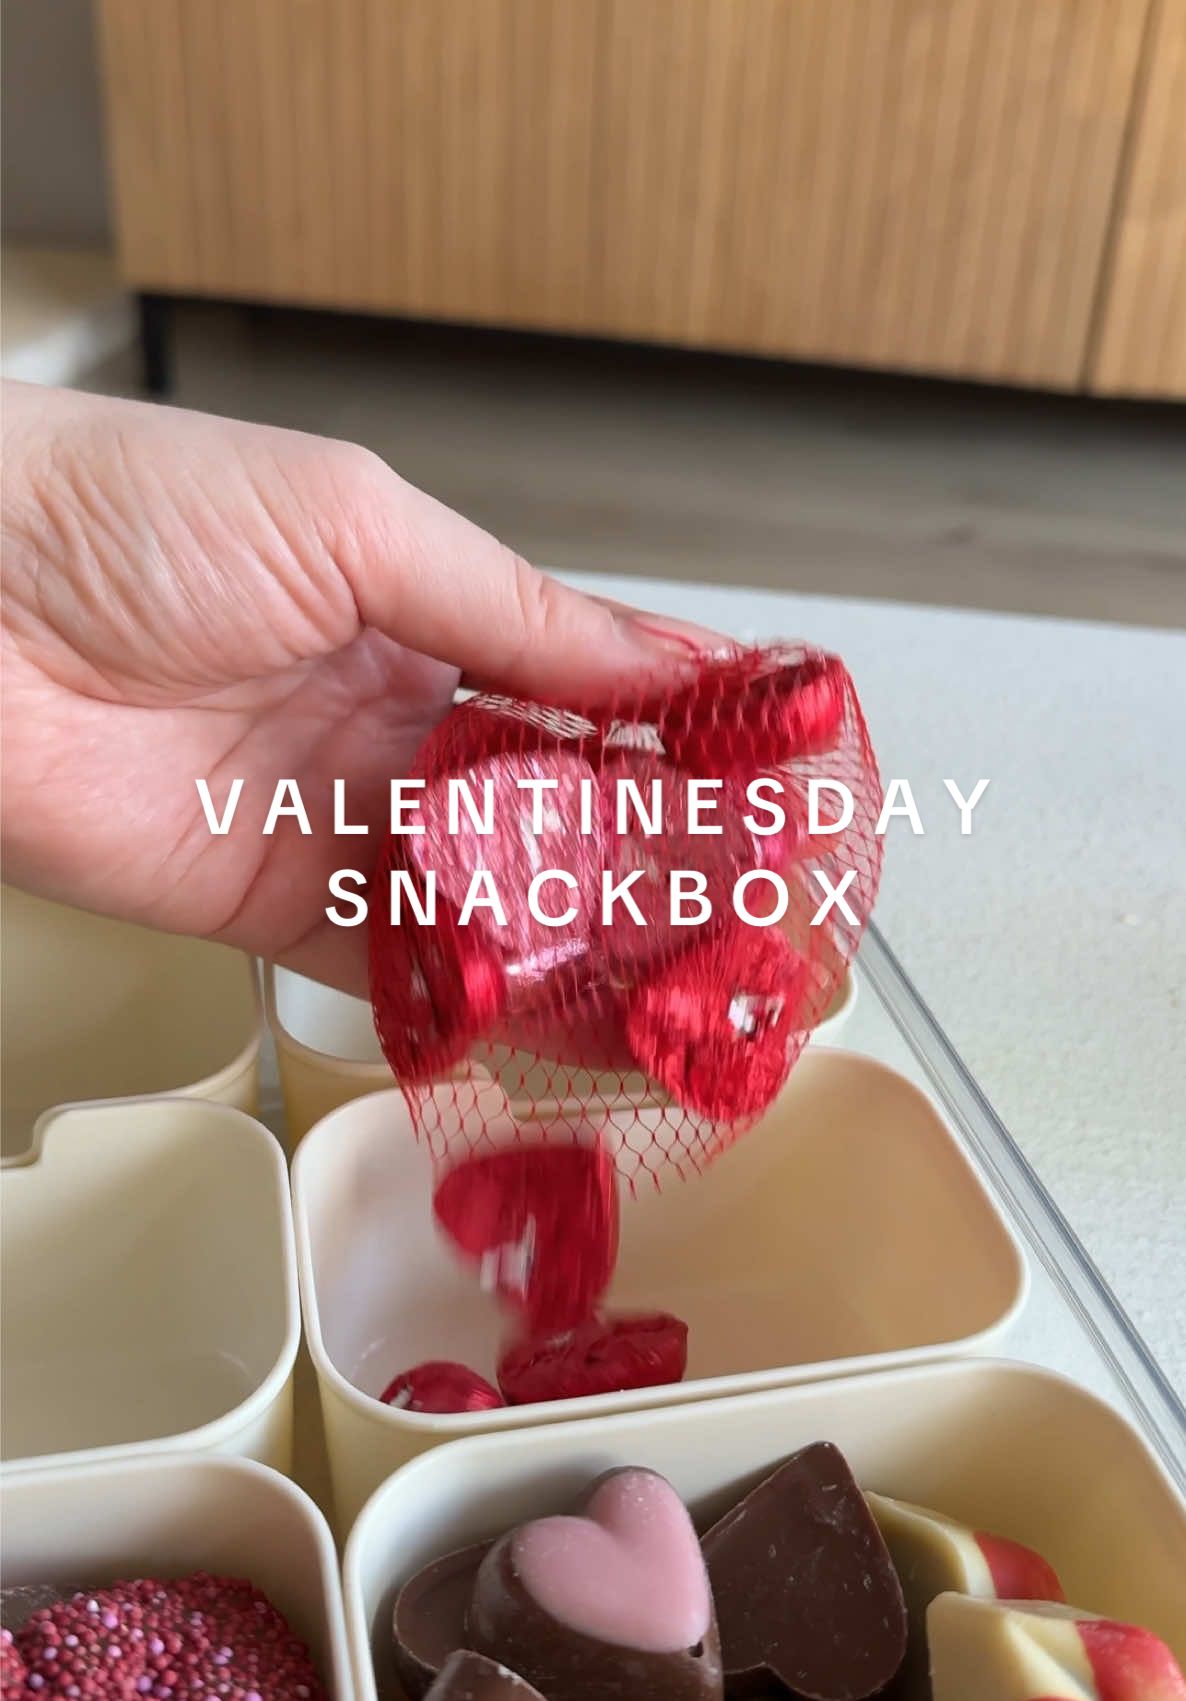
left=1, top=1453, right=354, bottom=1699
left=266, top=963, right=394, bottom=1145
left=0, top=1098, right=300, bottom=1473
left=293, top=1049, right=1027, bottom=1528
left=343, top=1359, right=1186, bottom=1701
left=1, top=886, right=261, bottom=1161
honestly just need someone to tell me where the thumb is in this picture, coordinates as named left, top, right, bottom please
left=337, top=448, right=722, bottom=705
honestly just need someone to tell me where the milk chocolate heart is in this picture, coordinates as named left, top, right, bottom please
left=468, top=1467, right=723, bottom=1701
left=393, top=1542, right=492, bottom=1699
left=426, top=1651, right=548, bottom=1700
left=701, top=1441, right=906, bottom=1699
left=433, top=1140, right=618, bottom=1332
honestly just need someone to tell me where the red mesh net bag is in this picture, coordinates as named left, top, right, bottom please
left=369, top=643, right=882, bottom=1204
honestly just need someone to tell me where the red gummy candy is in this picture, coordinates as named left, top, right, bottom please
left=626, top=920, right=810, bottom=1120
left=380, top=1361, right=504, bottom=1413
left=498, top=1312, right=689, bottom=1405
left=433, top=1142, right=619, bottom=1332
left=664, top=651, right=848, bottom=774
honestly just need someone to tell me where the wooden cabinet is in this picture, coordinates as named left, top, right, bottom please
left=1089, top=0, right=1186, bottom=398
left=96, top=0, right=1185, bottom=395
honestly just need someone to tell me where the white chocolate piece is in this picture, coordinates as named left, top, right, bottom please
left=928, top=1596, right=1186, bottom=1701
left=928, top=1595, right=1095, bottom=1699
left=869, top=1491, right=1065, bottom=1699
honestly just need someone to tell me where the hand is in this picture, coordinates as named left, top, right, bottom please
left=1, top=382, right=715, bottom=992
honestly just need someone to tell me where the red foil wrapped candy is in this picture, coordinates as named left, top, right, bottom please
left=370, top=643, right=881, bottom=1189
left=432, top=1138, right=619, bottom=1332
left=497, top=1312, right=690, bottom=1405
left=380, top=1361, right=505, bottom=1414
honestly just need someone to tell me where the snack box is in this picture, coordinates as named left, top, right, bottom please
left=1, top=1098, right=300, bottom=1473
left=1, top=1453, right=354, bottom=1699
left=293, top=1049, right=1026, bottom=1527
left=342, top=1357, right=1186, bottom=1701
left=1, top=886, right=260, bottom=1162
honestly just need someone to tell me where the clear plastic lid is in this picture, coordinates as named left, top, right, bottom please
left=849, top=923, right=1185, bottom=1493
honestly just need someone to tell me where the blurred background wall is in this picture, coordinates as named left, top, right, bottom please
left=2, top=0, right=110, bottom=243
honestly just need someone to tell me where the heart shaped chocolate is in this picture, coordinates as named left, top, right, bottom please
left=497, top=1312, right=688, bottom=1406
left=411, top=751, right=603, bottom=988
left=380, top=1361, right=504, bottom=1414
left=426, top=1651, right=547, bottom=1699
left=393, top=1543, right=492, bottom=1699
left=662, top=651, right=848, bottom=773
left=625, top=921, right=811, bottom=1121
left=468, top=1467, right=723, bottom=1701
left=433, top=1140, right=618, bottom=1332
left=701, top=1441, right=906, bottom=1699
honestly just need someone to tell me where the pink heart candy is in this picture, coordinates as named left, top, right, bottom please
left=513, top=1468, right=710, bottom=1655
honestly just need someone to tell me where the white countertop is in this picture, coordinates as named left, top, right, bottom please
left=560, top=571, right=1186, bottom=1396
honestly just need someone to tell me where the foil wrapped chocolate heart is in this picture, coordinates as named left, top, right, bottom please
left=661, top=650, right=849, bottom=774
left=372, top=884, right=507, bottom=1083
left=497, top=1312, right=689, bottom=1405
left=626, top=921, right=813, bottom=1121
left=380, top=1361, right=505, bottom=1414
left=433, top=1141, right=619, bottom=1332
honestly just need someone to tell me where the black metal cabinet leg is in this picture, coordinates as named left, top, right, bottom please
left=137, top=293, right=173, bottom=396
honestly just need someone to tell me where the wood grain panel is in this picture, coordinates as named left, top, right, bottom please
left=96, top=0, right=602, bottom=328
left=96, top=0, right=1156, bottom=388
left=592, top=0, right=1151, bottom=386
left=1089, top=0, right=1186, bottom=397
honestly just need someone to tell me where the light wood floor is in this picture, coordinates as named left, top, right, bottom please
left=86, top=303, right=1186, bottom=630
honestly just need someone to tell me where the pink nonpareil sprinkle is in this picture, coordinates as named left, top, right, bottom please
left=11, top=1573, right=325, bottom=1700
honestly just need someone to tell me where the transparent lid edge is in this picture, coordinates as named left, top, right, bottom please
left=859, top=921, right=1186, bottom=1494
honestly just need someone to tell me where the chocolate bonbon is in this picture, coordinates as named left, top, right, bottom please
left=926, top=1594, right=1186, bottom=1700
left=392, top=1542, right=492, bottom=1700
left=468, top=1466, right=724, bottom=1700
left=868, top=1490, right=1064, bottom=1698
left=425, top=1650, right=548, bottom=1699
left=701, top=1441, right=906, bottom=1698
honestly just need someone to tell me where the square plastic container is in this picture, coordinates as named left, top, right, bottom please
left=0, top=1097, right=300, bottom=1473
left=343, top=1357, right=1186, bottom=1701
left=1, top=886, right=262, bottom=1161
left=0, top=1453, right=354, bottom=1699
left=265, top=963, right=857, bottom=1147
left=293, top=1048, right=1026, bottom=1528
left=266, top=963, right=395, bottom=1144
